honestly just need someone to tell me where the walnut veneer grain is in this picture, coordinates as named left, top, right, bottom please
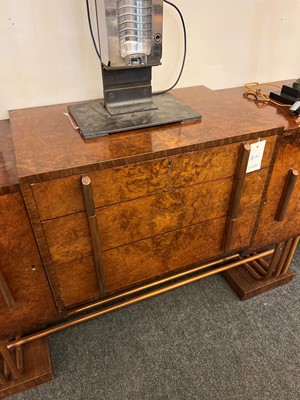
left=0, top=121, right=59, bottom=339
left=9, top=86, right=282, bottom=182
left=42, top=168, right=269, bottom=263
left=54, top=209, right=257, bottom=305
left=0, top=192, right=58, bottom=338
left=4, top=82, right=300, bottom=319
left=1, top=82, right=300, bottom=397
left=7, top=86, right=285, bottom=310
left=31, top=135, right=276, bottom=220
left=253, top=133, right=300, bottom=247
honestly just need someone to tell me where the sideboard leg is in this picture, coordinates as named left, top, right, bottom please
left=15, top=344, right=24, bottom=375
left=0, top=341, right=20, bottom=381
left=0, top=338, right=53, bottom=399
left=0, top=370, right=6, bottom=385
left=3, top=362, right=11, bottom=381
left=223, top=238, right=299, bottom=300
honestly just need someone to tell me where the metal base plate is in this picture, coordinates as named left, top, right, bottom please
left=68, top=93, right=201, bottom=139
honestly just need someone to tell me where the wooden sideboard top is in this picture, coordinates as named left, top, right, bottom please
left=217, top=83, right=300, bottom=135
left=7, top=81, right=300, bottom=181
left=0, top=120, right=18, bottom=192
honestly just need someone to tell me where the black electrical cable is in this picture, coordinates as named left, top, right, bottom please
left=86, top=0, right=102, bottom=61
left=154, top=0, right=187, bottom=95
left=86, top=0, right=187, bottom=94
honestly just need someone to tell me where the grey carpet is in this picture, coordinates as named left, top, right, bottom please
left=10, top=246, right=300, bottom=400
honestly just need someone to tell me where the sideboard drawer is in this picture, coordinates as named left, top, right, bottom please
left=42, top=166, right=268, bottom=265
left=103, top=210, right=257, bottom=292
left=54, top=257, right=99, bottom=307
left=33, top=136, right=276, bottom=220
left=42, top=178, right=233, bottom=262
left=53, top=209, right=257, bottom=306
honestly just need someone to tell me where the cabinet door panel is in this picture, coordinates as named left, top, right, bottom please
left=253, top=134, right=300, bottom=247
left=0, top=192, right=57, bottom=338
left=34, top=137, right=275, bottom=308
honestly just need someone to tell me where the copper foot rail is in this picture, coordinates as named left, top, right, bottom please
left=69, top=253, right=240, bottom=316
left=6, top=249, right=274, bottom=351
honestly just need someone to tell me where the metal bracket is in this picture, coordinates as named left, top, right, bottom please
left=102, top=66, right=156, bottom=115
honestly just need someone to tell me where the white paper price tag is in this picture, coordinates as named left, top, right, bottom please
left=246, top=140, right=266, bottom=173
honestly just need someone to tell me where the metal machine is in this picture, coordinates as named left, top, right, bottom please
left=68, top=0, right=201, bottom=139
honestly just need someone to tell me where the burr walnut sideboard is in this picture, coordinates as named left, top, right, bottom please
left=0, top=83, right=299, bottom=397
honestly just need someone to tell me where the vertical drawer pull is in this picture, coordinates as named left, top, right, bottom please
left=223, top=144, right=251, bottom=252
left=0, top=268, right=16, bottom=309
left=275, top=169, right=298, bottom=222
left=81, top=175, right=106, bottom=295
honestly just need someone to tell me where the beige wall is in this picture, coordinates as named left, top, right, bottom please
left=1, top=0, right=300, bottom=120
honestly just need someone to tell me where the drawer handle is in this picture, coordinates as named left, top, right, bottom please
left=223, top=144, right=251, bottom=252
left=0, top=268, right=16, bottom=309
left=275, top=169, right=298, bottom=222
left=81, top=175, right=106, bottom=295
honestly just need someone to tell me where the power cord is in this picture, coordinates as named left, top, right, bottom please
left=86, top=0, right=101, bottom=61
left=85, top=0, right=187, bottom=95
left=243, top=82, right=291, bottom=107
left=154, top=0, right=187, bottom=95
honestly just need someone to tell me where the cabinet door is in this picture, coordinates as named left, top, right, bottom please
left=252, top=134, right=300, bottom=248
left=0, top=192, right=58, bottom=339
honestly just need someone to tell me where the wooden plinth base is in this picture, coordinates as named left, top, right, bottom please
left=223, top=266, right=295, bottom=301
left=0, top=338, right=53, bottom=399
